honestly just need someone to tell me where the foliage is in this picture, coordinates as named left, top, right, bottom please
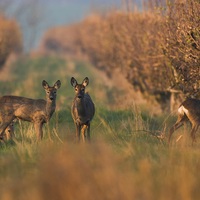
left=40, top=0, right=200, bottom=111
left=0, top=15, right=22, bottom=69
left=163, top=0, right=200, bottom=97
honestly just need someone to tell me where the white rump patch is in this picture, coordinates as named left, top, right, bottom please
left=178, top=105, right=189, bottom=115
left=178, top=106, right=184, bottom=115
left=182, top=106, right=189, bottom=115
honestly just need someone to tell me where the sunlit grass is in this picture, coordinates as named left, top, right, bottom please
left=1, top=56, right=200, bottom=200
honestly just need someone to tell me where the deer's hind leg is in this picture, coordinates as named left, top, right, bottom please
left=168, top=114, right=187, bottom=143
left=0, top=116, right=15, bottom=142
left=190, top=123, right=199, bottom=144
left=75, top=123, right=81, bottom=142
left=87, top=123, right=91, bottom=142
left=5, top=121, right=15, bottom=141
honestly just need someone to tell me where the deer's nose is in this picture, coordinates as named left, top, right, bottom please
left=50, top=96, right=54, bottom=100
left=77, top=95, right=82, bottom=99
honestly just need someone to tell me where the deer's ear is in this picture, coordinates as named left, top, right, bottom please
left=42, top=80, right=49, bottom=89
left=82, top=77, right=89, bottom=87
left=54, top=80, right=61, bottom=89
left=71, top=77, right=77, bottom=87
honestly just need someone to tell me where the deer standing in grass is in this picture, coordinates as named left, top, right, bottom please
left=0, top=80, right=61, bottom=141
left=169, top=98, right=200, bottom=144
left=71, top=77, right=95, bottom=142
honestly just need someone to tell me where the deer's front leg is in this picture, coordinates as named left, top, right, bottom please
left=34, top=122, right=43, bottom=141
left=81, top=125, right=87, bottom=143
left=0, top=117, right=15, bottom=137
left=75, top=123, right=81, bottom=142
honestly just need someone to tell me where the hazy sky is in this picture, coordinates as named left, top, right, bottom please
left=0, top=0, right=133, bottom=52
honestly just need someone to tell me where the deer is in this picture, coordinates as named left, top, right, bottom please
left=168, top=98, right=200, bottom=144
left=0, top=80, right=61, bottom=141
left=70, top=77, right=95, bottom=142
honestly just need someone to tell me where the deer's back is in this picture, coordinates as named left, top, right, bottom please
left=0, top=95, right=38, bottom=104
left=181, top=98, right=200, bottom=109
left=0, top=96, right=47, bottom=122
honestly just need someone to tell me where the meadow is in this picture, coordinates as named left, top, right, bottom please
left=1, top=55, right=200, bottom=200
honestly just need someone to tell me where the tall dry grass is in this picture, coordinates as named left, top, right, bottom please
left=1, top=139, right=200, bottom=200
left=0, top=55, right=200, bottom=200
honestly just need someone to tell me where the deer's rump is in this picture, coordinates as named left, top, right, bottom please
left=0, top=96, right=47, bottom=122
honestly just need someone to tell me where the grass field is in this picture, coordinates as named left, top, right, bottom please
left=1, top=56, right=200, bottom=200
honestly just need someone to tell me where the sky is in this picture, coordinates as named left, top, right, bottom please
left=1, top=0, right=140, bottom=52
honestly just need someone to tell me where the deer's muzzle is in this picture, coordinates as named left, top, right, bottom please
left=49, top=96, right=54, bottom=101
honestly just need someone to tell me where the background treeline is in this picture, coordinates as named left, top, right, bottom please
left=40, top=0, right=200, bottom=112
left=0, top=15, right=22, bottom=69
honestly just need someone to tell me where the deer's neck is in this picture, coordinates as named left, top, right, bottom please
left=45, top=100, right=56, bottom=120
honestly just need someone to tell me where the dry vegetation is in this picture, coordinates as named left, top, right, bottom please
left=2, top=142, right=200, bottom=200
left=40, top=0, right=200, bottom=111
left=0, top=0, right=200, bottom=199
left=0, top=54, right=200, bottom=200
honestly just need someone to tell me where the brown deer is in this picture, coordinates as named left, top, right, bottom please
left=0, top=80, right=61, bottom=141
left=71, top=77, right=95, bottom=142
left=169, top=98, right=200, bottom=144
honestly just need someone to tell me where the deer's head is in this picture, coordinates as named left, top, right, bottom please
left=42, top=80, right=61, bottom=102
left=71, top=77, right=89, bottom=99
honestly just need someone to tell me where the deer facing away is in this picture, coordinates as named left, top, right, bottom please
left=0, top=80, right=61, bottom=141
left=169, top=98, right=200, bottom=144
left=71, top=77, right=95, bottom=142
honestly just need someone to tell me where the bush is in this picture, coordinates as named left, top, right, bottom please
left=163, top=0, right=200, bottom=98
left=39, top=0, right=200, bottom=111
left=0, top=15, right=22, bottom=69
